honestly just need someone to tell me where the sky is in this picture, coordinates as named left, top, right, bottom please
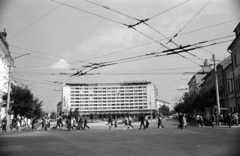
left=0, top=0, right=239, bottom=112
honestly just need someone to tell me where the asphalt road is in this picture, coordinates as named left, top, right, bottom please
left=0, top=119, right=240, bottom=156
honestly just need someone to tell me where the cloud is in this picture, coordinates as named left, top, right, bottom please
left=75, top=25, right=144, bottom=60
left=51, top=59, right=70, bottom=69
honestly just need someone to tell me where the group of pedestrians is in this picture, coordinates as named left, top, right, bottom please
left=178, top=113, right=187, bottom=129
left=123, top=116, right=134, bottom=130
left=107, top=116, right=118, bottom=129
left=211, top=112, right=239, bottom=128
left=177, top=112, right=240, bottom=129
left=65, top=115, right=90, bottom=131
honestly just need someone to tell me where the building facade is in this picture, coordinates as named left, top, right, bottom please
left=228, top=22, right=240, bottom=112
left=187, top=66, right=211, bottom=95
left=199, top=56, right=232, bottom=112
left=57, top=102, right=62, bottom=117
left=62, top=81, right=157, bottom=119
left=0, top=29, right=12, bottom=119
left=156, top=99, right=171, bottom=111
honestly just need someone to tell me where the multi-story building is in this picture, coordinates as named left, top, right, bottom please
left=62, top=81, right=157, bottom=119
left=187, top=65, right=211, bottom=96
left=156, top=99, right=171, bottom=110
left=0, top=29, right=12, bottom=120
left=199, top=56, right=232, bottom=113
left=223, top=64, right=235, bottom=112
left=228, top=22, right=240, bottom=112
left=57, top=102, right=62, bottom=117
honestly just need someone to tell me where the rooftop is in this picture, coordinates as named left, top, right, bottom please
left=65, top=81, right=151, bottom=86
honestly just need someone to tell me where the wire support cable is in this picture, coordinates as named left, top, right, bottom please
left=8, top=0, right=69, bottom=40
left=52, top=0, right=128, bottom=26
left=167, top=0, right=212, bottom=43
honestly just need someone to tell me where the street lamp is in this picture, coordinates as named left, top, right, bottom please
left=6, top=52, right=31, bottom=126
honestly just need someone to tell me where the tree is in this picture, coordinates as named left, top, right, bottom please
left=159, top=105, right=170, bottom=116
left=174, top=88, right=218, bottom=114
left=2, top=85, right=43, bottom=119
left=50, top=111, right=56, bottom=119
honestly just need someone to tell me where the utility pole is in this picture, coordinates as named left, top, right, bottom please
left=212, top=54, right=221, bottom=115
left=6, top=52, right=31, bottom=129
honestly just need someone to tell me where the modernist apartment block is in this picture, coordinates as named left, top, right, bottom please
left=62, top=81, right=157, bottom=119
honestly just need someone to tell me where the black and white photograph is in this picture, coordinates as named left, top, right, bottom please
left=0, top=0, right=240, bottom=155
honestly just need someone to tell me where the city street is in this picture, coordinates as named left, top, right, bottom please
left=0, top=119, right=240, bottom=156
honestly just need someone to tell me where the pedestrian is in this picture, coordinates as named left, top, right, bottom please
left=68, top=116, right=75, bottom=131
left=26, top=118, right=31, bottom=131
left=128, top=116, right=133, bottom=129
left=145, top=115, right=149, bottom=128
left=158, top=114, right=164, bottom=128
left=123, top=116, right=129, bottom=130
left=139, top=113, right=145, bottom=130
left=83, top=116, right=90, bottom=129
left=1, top=117, right=7, bottom=132
left=108, top=116, right=113, bottom=129
left=10, top=118, right=17, bottom=131
left=211, top=114, right=216, bottom=128
left=178, top=113, right=183, bottom=129
left=199, top=115, right=204, bottom=127
left=16, top=117, right=21, bottom=132
left=183, top=114, right=187, bottom=129
left=77, top=115, right=83, bottom=130
left=31, top=117, right=37, bottom=131
left=219, top=113, right=223, bottom=126
left=46, top=116, right=51, bottom=131
left=196, top=114, right=200, bottom=127
left=232, top=113, right=239, bottom=126
left=114, top=118, right=118, bottom=129
left=223, top=113, right=227, bottom=126
left=227, top=113, right=232, bottom=128
left=65, top=116, right=70, bottom=130
left=41, top=117, right=45, bottom=131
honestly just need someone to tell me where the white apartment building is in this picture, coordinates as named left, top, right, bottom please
left=62, top=81, right=157, bottom=119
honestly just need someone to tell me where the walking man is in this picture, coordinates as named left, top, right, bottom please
left=1, top=117, right=7, bottom=132
left=128, top=116, right=133, bottom=129
left=158, top=114, right=164, bottom=128
left=139, top=113, right=145, bottom=130
left=83, top=116, right=90, bottom=129
left=178, top=113, right=183, bottom=129
left=108, top=116, right=113, bottom=129
left=31, top=117, right=37, bottom=131
left=227, top=113, right=232, bottom=128
left=77, top=115, right=83, bottom=130
left=123, top=116, right=129, bottom=130
left=145, top=115, right=149, bottom=128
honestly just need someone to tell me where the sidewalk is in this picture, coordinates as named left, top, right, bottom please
left=186, top=121, right=240, bottom=129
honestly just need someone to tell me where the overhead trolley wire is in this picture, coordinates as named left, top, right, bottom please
left=149, top=0, right=190, bottom=19
left=14, top=17, right=239, bottom=70
left=10, top=45, right=91, bottom=64
left=8, top=0, right=69, bottom=40
left=52, top=0, right=128, bottom=26
left=85, top=0, right=141, bottom=21
left=83, top=18, right=239, bottom=62
left=86, top=0, right=204, bottom=62
left=167, top=0, right=212, bottom=44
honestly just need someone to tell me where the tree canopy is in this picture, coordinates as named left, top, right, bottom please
left=174, top=88, right=217, bottom=114
left=2, top=85, right=43, bottom=119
